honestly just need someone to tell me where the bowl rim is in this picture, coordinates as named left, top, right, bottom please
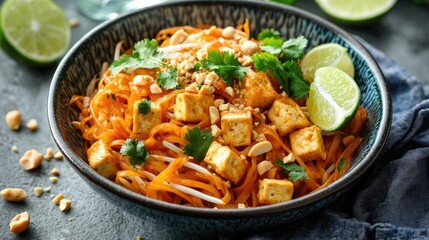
left=48, top=0, right=392, bottom=219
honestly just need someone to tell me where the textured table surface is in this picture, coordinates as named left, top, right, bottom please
left=0, top=1, right=428, bottom=239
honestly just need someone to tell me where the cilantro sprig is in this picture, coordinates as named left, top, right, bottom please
left=138, top=99, right=151, bottom=115
left=157, top=67, right=179, bottom=90
left=120, top=139, right=150, bottom=167
left=257, top=28, right=281, bottom=40
left=110, top=39, right=165, bottom=75
left=275, top=160, right=309, bottom=182
left=182, top=126, right=213, bottom=161
left=195, top=50, right=250, bottom=86
left=253, top=32, right=310, bottom=99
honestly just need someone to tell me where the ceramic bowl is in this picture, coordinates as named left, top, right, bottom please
left=48, top=0, right=391, bottom=234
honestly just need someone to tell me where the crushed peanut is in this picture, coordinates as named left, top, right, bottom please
left=49, top=177, right=58, bottom=183
left=218, top=103, right=229, bottom=111
left=210, top=125, right=222, bottom=138
left=51, top=168, right=60, bottom=176
left=149, top=83, right=163, bottom=94
left=52, top=194, right=64, bottom=205
left=9, top=212, right=30, bottom=234
left=19, top=150, right=43, bottom=170
left=59, top=199, right=72, bottom=212
left=224, top=86, right=234, bottom=96
left=237, top=203, right=246, bottom=209
left=209, top=106, right=220, bottom=124
left=255, top=134, right=267, bottom=142
left=43, top=186, right=51, bottom=193
left=213, top=99, right=225, bottom=108
left=221, top=26, right=235, bottom=39
left=5, top=110, right=22, bottom=130
left=248, top=141, right=273, bottom=157
left=69, top=18, right=79, bottom=28
left=11, top=145, right=18, bottom=153
left=257, top=160, right=274, bottom=175
left=26, top=119, right=38, bottom=131
left=283, top=153, right=296, bottom=164
left=44, top=147, right=54, bottom=160
left=1, top=188, right=27, bottom=202
left=53, top=151, right=63, bottom=160
left=34, top=187, right=43, bottom=197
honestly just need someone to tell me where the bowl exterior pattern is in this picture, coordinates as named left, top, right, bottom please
left=49, top=0, right=390, bottom=233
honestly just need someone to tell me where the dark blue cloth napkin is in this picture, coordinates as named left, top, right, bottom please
left=224, top=43, right=429, bottom=239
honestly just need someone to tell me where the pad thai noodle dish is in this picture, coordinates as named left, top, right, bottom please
left=71, top=20, right=366, bottom=208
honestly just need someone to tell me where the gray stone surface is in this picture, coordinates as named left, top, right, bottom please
left=0, top=1, right=427, bottom=239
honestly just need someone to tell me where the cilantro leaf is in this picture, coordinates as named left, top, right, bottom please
left=138, top=99, right=151, bottom=115
left=110, top=55, right=142, bottom=75
left=261, top=38, right=284, bottom=56
left=283, top=61, right=310, bottom=99
left=132, top=39, right=165, bottom=69
left=157, top=67, right=179, bottom=90
left=337, top=158, right=346, bottom=171
left=196, top=50, right=250, bottom=86
left=252, top=52, right=291, bottom=95
left=257, top=28, right=281, bottom=40
left=120, top=139, right=150, bottom=167
left=281, top=36, right=308, bottom=61
left=275, top=160, right=309, bottom=181
left=109, top=38, right=165, bottom=75
left=183, top=126, right=213, bottom=161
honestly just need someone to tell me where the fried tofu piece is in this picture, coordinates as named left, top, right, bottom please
left=268, top=97, right=311, bottom=136
left=174, top=93, right=214, bottom=122
left=87, top=140, right=118, bottom=179
left=257, top=179, right=294, bottom=205
left=242, top=71, right=278, bottom=108
left=221, top=110, right=252, bottom=147
left=132, top=100, right=162, bottom=136
left=204, top=141, right=247, bottom=184
left=289, top=125, right=326, bottom=162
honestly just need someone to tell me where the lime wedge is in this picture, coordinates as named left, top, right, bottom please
left=301, top=43, right=354, bottom=83
left=306, top=67, right=360, bottom=131
left=315, top=0, right=397, bottom=25
left=0, top=0, right=71, bottom=66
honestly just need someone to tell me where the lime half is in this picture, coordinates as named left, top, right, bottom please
left=0, top=0, right=71, bottom=66
left=315, top=0, right=397, bottom=25
left=306, top=67, right=360, bottom=131
left=301, top=43, right=354, bottom=83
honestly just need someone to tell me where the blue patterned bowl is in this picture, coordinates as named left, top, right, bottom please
left=48, top=0, right=391, bottom=235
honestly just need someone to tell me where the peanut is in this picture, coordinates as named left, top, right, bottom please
left=9, top=212, right=30, bottom=234
left=209, top=106, right=220, bottom=124
left=52, top=194, right=64, bottom=205
left=248, top=141, right=273, bottom=157
left=44, top=147, right=54, bottom=160
left=221, top=26, right=236, bottom=39
left=149, top=83, right=163, bottom=94
left=53, top=151, right=63, bottom=160
left=34, top=187, right=43, bottom=197
left=59, top=199, right=72, bottom=212
left=240, top=40, right=259, bottom=56
left=51, top=168, right=60, bottom=176
left=5, top=110, right=22, bottom=130
left=257, top=160, right=274, bottom=175
left=19, top=150, right=43, bottom=170
left=26, top=119, right=38, bottom=131
left=1, top=188, right=27, bottom=202
left=169, top=29, right=189, bottom=45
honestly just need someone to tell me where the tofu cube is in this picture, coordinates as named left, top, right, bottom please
left=257, top=179, right=294, bottom=205
left=268, top=97, right=311, bottom=136
left=289, top=125, right=326, bottom=161
left=242, top=71, right=278, bottom=109
left=174, top=93, right=214, bottom=122
left=221, top=110, right=252, bottom=147
left=204, top=141, right=247, bottom=184
left=87, top=140, right=118, bottom=179
left=132, top=100, right=162, bottom=136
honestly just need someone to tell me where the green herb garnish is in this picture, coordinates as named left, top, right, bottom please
left=120, top=139, right=150, bottom=167
left=337, top=158, right=347, bottom=171
left=138, top=99, right=151, bottom=115
left=275, top=160, right=309, bottom=181
left=110, top=39, right=165, bottom=75
left=195, top=50, right=250, bottom=87
left=157, top=67, right=179, bottom=90
left=183, top=126, right=213, bottom=161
